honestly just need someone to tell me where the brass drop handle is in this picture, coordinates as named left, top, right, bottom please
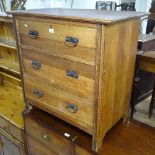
left=66, top=70, right=79, bottom=79
left=66, top=103, right=78, bottom=113
left=65, top=36, right=79, bottom=47
left=28, top=30, right=39, bottom=39
left=33, top=89, right=44, bottom=98
left=32, top=60, right=41, bottom=69
left=42, top=133, right=50, bottom=141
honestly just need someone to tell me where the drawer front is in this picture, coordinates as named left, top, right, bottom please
left=0, top=116, right=23, bottom=143
left=0, top=134, right=25, bottom=155
left=18, top=18, right=97, bottom=66
left=21, top=48, right=95, bottom=99
left=24, top=76, right=94, bottom=134
left=25, top=117, right=72, bottom=155
left=75, top=146, right=93, bottom=155
left=26, top=135, right=58, bottom=155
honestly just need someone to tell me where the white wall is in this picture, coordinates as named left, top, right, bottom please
left=135, top=0, right=151, bottom=12
left=135, top=0, right=152, bottom=34
left=24, top=0, right=72, bottom=9
left=72, top=0, right=96, bottom=9
left=5, top=0, right=151, bottom=12
left=5, top=0, right=72, bottom=10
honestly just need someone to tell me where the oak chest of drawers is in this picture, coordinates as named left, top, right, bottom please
left=12, top=9, right=144, bottom=151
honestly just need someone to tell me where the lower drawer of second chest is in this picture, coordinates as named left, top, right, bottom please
left=25, top=115, right=73, bottom=155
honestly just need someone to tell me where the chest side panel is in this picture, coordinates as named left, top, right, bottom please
left=93, top=18, right=140, bottom=151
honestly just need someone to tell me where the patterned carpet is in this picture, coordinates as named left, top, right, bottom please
left=134, top=97, right=155, bottom=128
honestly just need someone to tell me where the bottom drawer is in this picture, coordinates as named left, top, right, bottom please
left=0, top=128, right=25, bottom=155
left=24, top=108, right=97, bottom=155
left=26, top=135, right=58, bottom=155
left=75, top=146, right=93, bottom=155
left=24, top=109, right=77, bottom=155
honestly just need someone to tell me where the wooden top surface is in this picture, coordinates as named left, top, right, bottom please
left=137, top=51, right=155, bottom=63
left=138, top=34, right=155, bottom=43
left=0, top=72, right=24, bottom=128
left=10, top=8, right=146, bottom=24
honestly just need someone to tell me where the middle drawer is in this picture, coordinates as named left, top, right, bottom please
left=21, top=48, right=95, bottom=98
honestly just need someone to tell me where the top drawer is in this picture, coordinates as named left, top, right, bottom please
left=17, top=17, right=97, bottom=66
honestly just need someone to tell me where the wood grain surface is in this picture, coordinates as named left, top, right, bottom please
left=24, top=108, right=155, bottom=155
left=0, top=16, right=25, bottom=155
left=17, top=17, right=97, bottom=66
left=18, top=18, right=97, bottom=48
left=13, top=9, right=142, bottom=152
left=21, top=48, right=95, bottom=98
left=75, top=119, right=155, bottom=155
left=24, top=75, right=94, bottom=134
left=93, top=18, right=140, bottom=151
left=25, top=117, right=72, bottom=155
left=26, top=135, right=58, bottom=155
left=0, top=72, right=24, bottom=143
left=0, top=134, right=24, bottom=155
left=137, top=51, right=155, bottom=73
left=11, top=9, right=146, bottom=24
left=0, top=21, right=19, bottom=76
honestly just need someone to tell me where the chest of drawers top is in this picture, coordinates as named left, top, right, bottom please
left=12, top=8, right=145, bottom=152
left=11, top=8, right=145, bottom=24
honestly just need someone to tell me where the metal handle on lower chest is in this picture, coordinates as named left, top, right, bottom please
left=42, top=133, right=50, bottom=141
left=66, top=70, right=79, bottom=79
left=65, top=36, right=79, bottom=47
left=32, top=60, right=41, bottom=69
left=28, top=30, right=39, bottom=39
left=66, top=103, right=78, bottom=113
left=33, top=89, right=44, bottom=98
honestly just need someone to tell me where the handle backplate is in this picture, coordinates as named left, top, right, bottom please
left=66, top=103, right=78, bottom=113
left=33, top=89, right=44, bottom=98
left=28, top=30, right=39, bottom=39
left=65, top=36, right=79, bottom=47
left=42, top=133, right=50, bottom=141
left=32, top=60, right=41, bottom=69
left=66, top=70, right=78, bottom=79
